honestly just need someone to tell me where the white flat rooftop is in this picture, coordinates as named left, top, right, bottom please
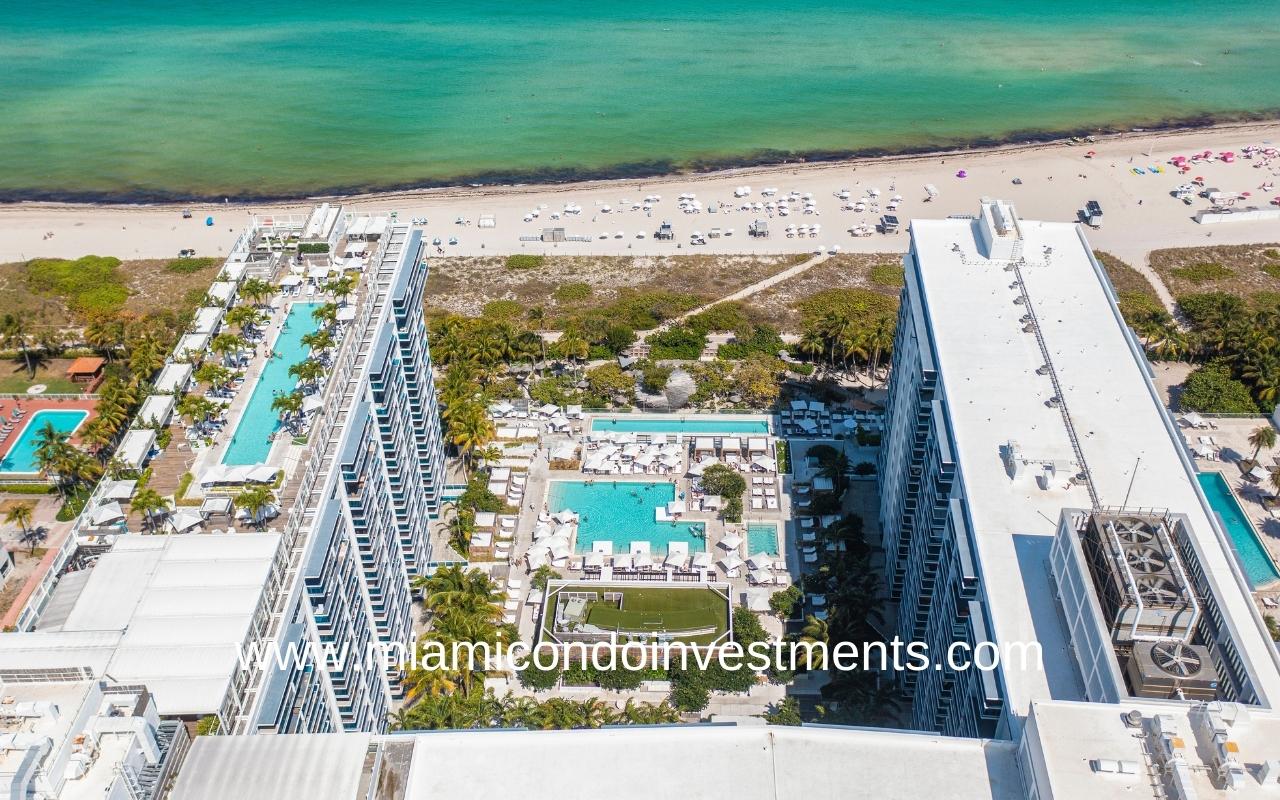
left=2, top=534, right=280, bottom=717
left=909, top=208, right=1280, bottom=716
left=1025, top=699, right=1280, bottom=800
left=172, top=724, right=1021, bottom=800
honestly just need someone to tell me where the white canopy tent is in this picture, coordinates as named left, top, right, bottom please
left=169, top=508, right=205, bottom=533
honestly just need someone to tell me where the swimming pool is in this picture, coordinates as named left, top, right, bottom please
left=747, top=522, right=780, bottom=556
left=0, top=409, right=90, bottom=474
left=591, top=417, right=769, bottom=435
left=548, top=480, right=706, bottom=555
left=1197, top=472, right=1280, bottom=590
left=222, top=302, right=323, bottom=465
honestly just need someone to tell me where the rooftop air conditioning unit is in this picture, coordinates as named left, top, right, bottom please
left=1128, top=642, right=1217, bottom=701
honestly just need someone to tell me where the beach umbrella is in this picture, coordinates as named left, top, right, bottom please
left=748, top=552, right=774, bottom=570
left=956, top=170, right=968, bottom=178
left=719, top=533, right=743, bottom=549
left=692, top=551, right=712, bottom=569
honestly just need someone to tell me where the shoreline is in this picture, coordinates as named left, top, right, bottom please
left=4, top=111, right=1280, bottom=208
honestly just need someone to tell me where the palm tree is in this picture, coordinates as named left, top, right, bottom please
left=288, top=359, right=325, bottom=390
left=412, top=565, right=499, bottom=616
left=33, top=422, right=71, bottom=498
left=130, top=488, right=170, bottom=532
left=449, top=404, right=495, bottom=473
left=323, top=275, right=356, bottom=302
left=1248, top=425, right=1278, bottom=464
left=84, top=315, right=125, bottom=362
left=209, top=332, right=244, bottom=367
left=797, top=614, right=829, bottom=670
left=312, top=303, right=338, bottom=328
left=234, top=484, right=275, bottom=529
left=4, top=504, right=34, bottom=539
left=1, top=312, right=35, bottom=378
left=194, top=362, right=233, bottom=391
left=240, top=277, right=274, bottom=306
left=271, top=391, right=305, bottom=433
left=300, top=330, right=334, bottom=354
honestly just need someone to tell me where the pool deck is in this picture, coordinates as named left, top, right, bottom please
left=0, top=397, right=98, bottom=474
left=1184, top=417, right=1280, bottom=621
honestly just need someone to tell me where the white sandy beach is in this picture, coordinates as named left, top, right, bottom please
left=2, top=123, right=1278, bottom=273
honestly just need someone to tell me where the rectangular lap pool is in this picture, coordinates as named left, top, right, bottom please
left=747, top=522, right=780, bottom=556
left=1197, top=472, right=1280, bottom=590
left=0, top=409, right=90, bottom=474
left=222, top=302, right=323, bottom=465
left=591, top=417, right=769, bottom=435
left=548, top=480, right=706, bottom=555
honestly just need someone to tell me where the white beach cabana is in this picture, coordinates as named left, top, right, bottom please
left=206, top=281, right=236, bottom=307
left=154, top=363, right=193, bottom=394
left=117, top=429, right=157, bottom=471
left=192, top=306, right=224, bottom=335
left=176, top=333, right=211, bottom=360
left=137, top=394, right=176, bottom=429
left=664, top=542, right=689, bottom=569
left=584, top=551, right=606, bottom=568
left=612, top=553, right=634, bottom=570
left=691, top=551, right=713, bottom=569
left=748, top=552, right=774, bottom=570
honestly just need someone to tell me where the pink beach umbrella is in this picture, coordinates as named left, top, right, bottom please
left=956, top=170, right=967, bottom=178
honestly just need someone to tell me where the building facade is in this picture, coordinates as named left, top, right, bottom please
left=249, top=226, right=446, bottom=734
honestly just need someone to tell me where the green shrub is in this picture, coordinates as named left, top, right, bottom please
left=852, top=461, right=876, bottom=476
left=482, top=300, right=524, bottom=320
left=516, top=658, right=561, bottom=691
left=0, top=484, right=56, bottom=495
left=195, top=716, right=221, bottom=736
left=719, top=325, right=784, bottom=361
left=297, top=243, right=330, bottom=254
left=869, top=263, right=905, bottom=287
left=1263, top=261, right=1280, bottom=280
left=763, top=697, right=803, bottom=726
left=165, top=256, right=221, bottom=274
left=686, top=302, right=750, bottom=335
left=787, top=362, right=815, bottom=376
left=25, top=255, right=130, bottom=317
left=505, top=254, right=544, bottom=270
left=553, top=282, right=591, bottom=303
left=768, top=585, right=803, bottom=619
left=648, top=326, right=705, bottom=360
left=1180, top=363, right=1258, bottom=414
left=639, top=364, right=673, bottom=393
left=669, top=677, right=711, bottom=712
left=175, top=472, right=195, bottom=501
left=723, top=496, right=743, bottom=523
left=1170, top=262, right=1233, bottom=284
left=1263, top=248, right=1279, bottom=260
left=774, top=441, right=790, bottom=474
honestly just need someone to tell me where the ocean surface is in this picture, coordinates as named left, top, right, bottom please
left=3, top=1, right=1279, bottom=200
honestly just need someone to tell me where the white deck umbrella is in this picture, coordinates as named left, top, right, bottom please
left=691, top=551, right=713, bottom=569
left=719, top=553, right=745, bottom=571
left=1248, top=465, right=1271, bottom=482
left=549, top=541, right=572, bottom=560
left=748, top=552, right=774, bottom=570
left=749, top=569, right=773, bottom=585
left=612, top=553, right=634, bottom=569
left=584, top=551, right=606, bottom=568
left=169, top=508, right=205, bottom=533
left=91, top=501, right=125, bottom=526
left=1181, top=411, right=1207, bottom=428
left=719, top=533, right=743, bottom=550
left=665, top=551, right=688, bottom=569
left=634, top=551, right=655, bottom=569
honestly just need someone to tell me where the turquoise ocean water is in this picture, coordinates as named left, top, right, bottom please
left=2, top=1, right=1279, bottom=200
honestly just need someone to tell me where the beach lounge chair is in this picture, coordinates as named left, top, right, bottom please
left=751, top=497, right=764, bottom=510
left=766, top=497, right=778, bottom=509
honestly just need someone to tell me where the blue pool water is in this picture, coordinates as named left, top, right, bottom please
left=222, top=302, right=323, bottom=465
left=0, top=410, right=90, bottom=474
left=549, top=481, right=706, bottom=555
left=1197, top=473, right=1280, bottom=590
left=591, top=417, right=769, bottom=435
left=747, top=523, right=780, bottom=556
